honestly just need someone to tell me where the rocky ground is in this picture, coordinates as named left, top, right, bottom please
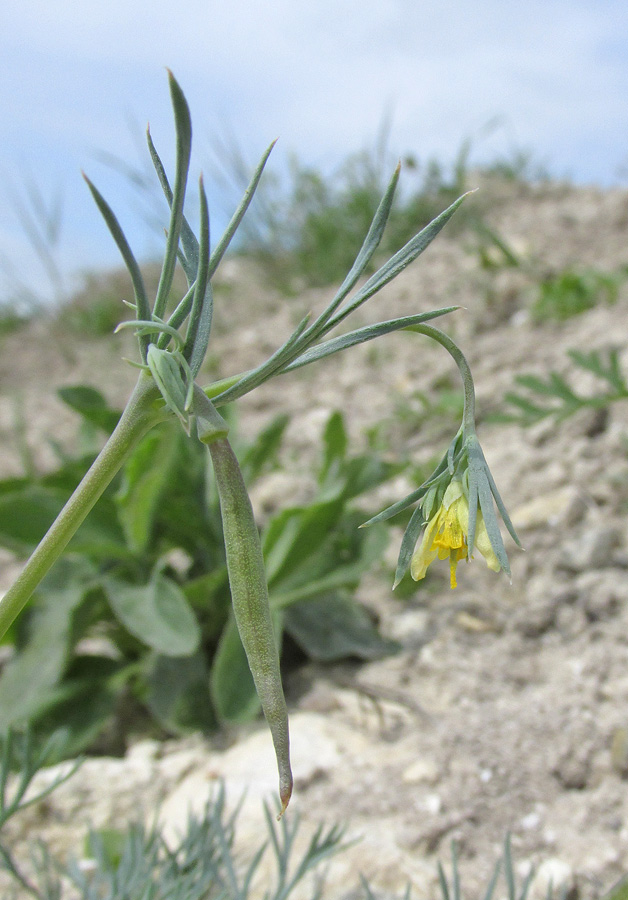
left=2, top=176, right=628, bottom=898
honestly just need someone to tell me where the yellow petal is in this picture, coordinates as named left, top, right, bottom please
left=474, top=513, right=501, bottom=572
left=410, top=514, right=440, bottom=581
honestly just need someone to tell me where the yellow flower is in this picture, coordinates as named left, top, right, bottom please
left=410, top=479, right=500, bottom=588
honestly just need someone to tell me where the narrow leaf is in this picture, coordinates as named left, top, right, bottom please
left=283, top=308, right=457, bottom=373
left=146, top=128, right=199, bottom=283
left=153, top=71, right=193, bottom=321
left=326, top=193, right=468, bottom=329
left=184, top=176, right=214, bottom=376
left=83, top=175, right=151, bottom=358
left=213, top=314, right=311, bottom=403
left=207, top=140, right=276, bottom=281
left=361, top=485, right=427, bottom=527
left=394, top=506, right=424, bottom=588
left=301, top=163, right=401, bottom=343
left=548, top=372, right=579, bottom=401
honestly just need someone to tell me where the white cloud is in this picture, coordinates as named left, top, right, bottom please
left=0, top=0, right=626, bottom=293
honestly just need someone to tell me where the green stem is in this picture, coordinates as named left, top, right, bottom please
left=408, top=324, right=476, bottom=432
left=0, top=374, right=165, bottom=640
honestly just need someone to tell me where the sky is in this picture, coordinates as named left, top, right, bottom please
left=1, top=0, right=627, bottom=304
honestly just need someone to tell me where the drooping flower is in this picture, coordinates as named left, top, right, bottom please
left=410, top=477, right=500, bottom=588
left=362, top=429, right=521, bottom=589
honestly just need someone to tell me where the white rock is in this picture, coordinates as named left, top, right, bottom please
left=422, top=793, right=442, bottom=814
left=401, top=758, right=440, bottom=785
left=530, top=858, right=574, bottom=900
left=510, top=487, right=582, bottom=530
left=158, top=711, right=360, bottom=845
left=520, top=811, right=542, bottom=830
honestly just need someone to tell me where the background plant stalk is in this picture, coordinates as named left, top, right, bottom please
left=0, top=373, right=165, bottom=639
left=206, top=435, right=292, bottom=815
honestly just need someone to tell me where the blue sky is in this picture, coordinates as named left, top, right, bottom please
left=1, top=0, right=627, bottom=304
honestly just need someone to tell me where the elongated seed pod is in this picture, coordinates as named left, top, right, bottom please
left=207, top=436, right=292, bottom=814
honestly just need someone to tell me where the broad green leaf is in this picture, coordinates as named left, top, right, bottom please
left=210, top=606, right=284, bottom=724
left=284, top=594, right=399, bottom=662
left=146, top=651, right=216, bottom=733
left=104, top=574, right=200, bottom=657
left=58, top=385, right=121, bottom=434
left=238, top=413, right=290, bottom=484
left=183, top=569, right=230, bottom=641
left=269, top=518, right=388, bottom=608
left=32, top=669, right=119, bottom=759
left=0, top=564, right=92, bottom=729
left=263, top=497, right=344, bottom=585
left=152, top=429, right=220, bottom=558
left=334, top=454, right=400, bottom=501
left=0, top=476, right=127, bottom=558
left=319, top=411, right=347, bottom=484
left=210, top=614, right=260, bottom=723
left=116, top=424, right=180, bottom=553
left=0, top=485, right=71, bottom=554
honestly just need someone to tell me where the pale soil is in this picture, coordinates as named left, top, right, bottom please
left=2, top=177, right=628, bottom=898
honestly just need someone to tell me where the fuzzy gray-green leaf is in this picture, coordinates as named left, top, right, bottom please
left=105, top=574, right=200, bottom=657
left=153, top=72, right=193, bottom=321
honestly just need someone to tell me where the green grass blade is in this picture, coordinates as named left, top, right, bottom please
left=437, top=860, right=451, bottom=900
left=503, top=834, right=516, bottom=900
left=482, top=859, right=502, bottom=900
left=451, top=842, right=460, bottom=900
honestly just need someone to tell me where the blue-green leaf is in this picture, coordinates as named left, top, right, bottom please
left=58, top=385, right=121, bottom=434
left=104, top=574, right=200, bottom=657
left=210, top=614, right=260, bottom=724
left=284, top=594, right=399, bottom=662
left=115, top=424, right=179, bottom=553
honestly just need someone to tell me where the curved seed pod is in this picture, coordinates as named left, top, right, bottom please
left=206, top=436, right=292, bottom=815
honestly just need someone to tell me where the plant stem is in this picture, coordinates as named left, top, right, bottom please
left=0, top=374, right=166, bottom=640
left=408, top=323, right=476, bottom=432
